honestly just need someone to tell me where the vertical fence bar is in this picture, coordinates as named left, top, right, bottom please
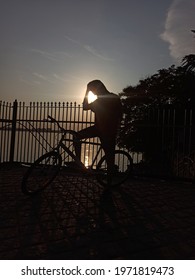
left=188, top=109, right=192, bottom=155
left=0, top=102, right=2, bottom=162
left=39, top=102, right=43, bottom=157
left=172, top=108, right=176, bottom=162
left=9, top=100, right=18, bottom=163
left=1, top=102, right=6, bottom=162
left=45, top=102, right=49, bottom=152
left=7, top=102, right=12, bottom=160
left=4, top=102, right=10, bottom=161
left=35, top=102, right=40, bottom=160
left=31, top=102, right=35, bottom=162
left=21, top=102, right=25, bottom=162
left=27, top=104, right=31, bottom=162
left=62, top=102, right=66, bottom=129
left=25, top=104, right=29, bottom=163
left=183, top=109, right=187, bottom=156
left=17, top=102, right=22, bottom=162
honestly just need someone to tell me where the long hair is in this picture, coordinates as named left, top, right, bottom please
left=87, top=80, right=108, bottom=95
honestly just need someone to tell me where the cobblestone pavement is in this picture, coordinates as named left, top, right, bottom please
left=0, top=164, right=195, bottom=260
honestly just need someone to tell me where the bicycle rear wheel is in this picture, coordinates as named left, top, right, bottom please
left=22, top=151, right=62, bottom=195
left=96, top=150, right=133, bottom=187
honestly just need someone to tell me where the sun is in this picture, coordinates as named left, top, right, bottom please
left=88, top=91, right=97, bottom=104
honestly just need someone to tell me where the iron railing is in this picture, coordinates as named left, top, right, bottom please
left=0, top=100, right=194, bottom=181
left=0, top=100, right=99, bottom=165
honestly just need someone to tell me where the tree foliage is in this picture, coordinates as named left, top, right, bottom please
left=120, top=62, right=195, bottom=107
left=118, top=57, right=195, bottom=163
left=182, top=54, right=195, bottom=73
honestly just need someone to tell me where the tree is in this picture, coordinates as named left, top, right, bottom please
left=120, top=63, right=195, bottom=106
left=182, top=54, right=195, bottom=72
left=118, top=58, right=195, bottom=166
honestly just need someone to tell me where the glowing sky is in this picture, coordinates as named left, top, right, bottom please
left=0, top=0, right=195, bottom=104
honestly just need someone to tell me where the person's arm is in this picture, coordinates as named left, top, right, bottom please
left=83, top=94, right=91, bottom=110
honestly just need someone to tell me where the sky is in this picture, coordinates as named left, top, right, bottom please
left=0, top=0, right=195, bottom=104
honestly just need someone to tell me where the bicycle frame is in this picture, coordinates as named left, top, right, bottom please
left=48, top=115, right=103, bottom=171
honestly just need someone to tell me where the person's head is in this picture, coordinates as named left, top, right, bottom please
left=86, top=80, right=108, bottom=96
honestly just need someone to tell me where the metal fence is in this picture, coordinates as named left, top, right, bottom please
left=133, top=106, right=194, bottom=180
left=0, top=100, right=194, bottom=181
left=0, top=100, right=100, bottom=166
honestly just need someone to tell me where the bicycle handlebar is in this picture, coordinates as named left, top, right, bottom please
left=48, top=115, right=63, bottom=130
left=47, top=115, right=79, bottom=137
left=48, top=115, right=56, bottom=123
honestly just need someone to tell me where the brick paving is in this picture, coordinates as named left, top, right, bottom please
left=0, top=164, right=195, bottom=260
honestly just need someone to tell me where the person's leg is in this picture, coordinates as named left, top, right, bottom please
left=100, top=137, right=116, bottom=176
left=74, top=125, right=99, bottom=160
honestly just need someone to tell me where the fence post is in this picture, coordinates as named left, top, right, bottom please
left=9, top=99, right=18, bottom=163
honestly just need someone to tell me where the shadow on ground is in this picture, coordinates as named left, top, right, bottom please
left=1, top=165, right=195, bottom=259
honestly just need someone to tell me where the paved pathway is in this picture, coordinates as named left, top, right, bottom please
left=0, top=164, right=195, bottom=260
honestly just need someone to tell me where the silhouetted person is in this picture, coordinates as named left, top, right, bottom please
left=75, top=80, right=122, bottom=178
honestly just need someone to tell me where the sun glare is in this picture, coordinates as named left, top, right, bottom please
left=88, top=91, right=97, bottom=104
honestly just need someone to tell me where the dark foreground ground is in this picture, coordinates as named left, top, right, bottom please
left=0, top=164, right=195, bottom=260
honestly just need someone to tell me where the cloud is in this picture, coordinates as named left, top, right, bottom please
left=30, top=49, right=72, bottom=61
left=64, top=35, right=113, bottom=61
left=32, top=72, right=54, bottom=83
left=84, top=45, right=114, bottom=61
left=53, top=73, right=68, bottom=83
left=53, top=73, right=83, bottom=83
left=20, top=77, right=40, bottom=86
left=161, top=0, right=195, bottom=60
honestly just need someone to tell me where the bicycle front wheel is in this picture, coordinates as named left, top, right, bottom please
left=96, top=150, right=133, bottom=187
left=22, top=151, right=62, bottom=195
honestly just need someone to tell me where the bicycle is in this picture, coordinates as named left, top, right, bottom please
left=21, top=115, right=133, bottom=195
